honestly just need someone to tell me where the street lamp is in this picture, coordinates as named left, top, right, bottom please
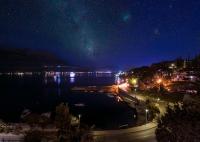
left=131, top=78, right=137, bottom=85
left=145, top=109, right=149, bottom=124
left=131, top=78, right=138, bottom=92
left=78, top=114, right=81, bottom=129
left=156, top=78, right=162, bottom=84
left=156, top=78, right=162, bottom=92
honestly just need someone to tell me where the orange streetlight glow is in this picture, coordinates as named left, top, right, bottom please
left=157, top=78, right=162, bottom=84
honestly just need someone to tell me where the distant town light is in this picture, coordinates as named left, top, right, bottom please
left=118, top=82, right=129, bottom=89
left=70, top=72, right=76, bottom=78
left=169, top=63, right=176, bottom=69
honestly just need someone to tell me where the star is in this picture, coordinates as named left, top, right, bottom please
left=122, top=13, right=131, bottom=23
left=154, top=28, right=160, bottom=36
left=169, top=4, right=173, bottom=9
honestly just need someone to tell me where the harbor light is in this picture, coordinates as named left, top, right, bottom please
left=70, top=72, right=76, bottom=78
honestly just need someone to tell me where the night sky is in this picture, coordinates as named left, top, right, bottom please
left=0, top=0, right=200, bottom=69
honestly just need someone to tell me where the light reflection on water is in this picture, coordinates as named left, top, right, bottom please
left=70, top=77, right=75, bottom=83
left=43, top=71, right=116, bottom=86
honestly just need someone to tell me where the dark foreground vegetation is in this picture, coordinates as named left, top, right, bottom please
left=22, top=103, right=94, bottom=142
left=156, top=96, right=200, bottom=142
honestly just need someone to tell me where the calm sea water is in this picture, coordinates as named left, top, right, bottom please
left=0, top=73, right=137, bottom=129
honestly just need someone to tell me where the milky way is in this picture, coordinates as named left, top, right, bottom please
left=1, top=0, right=200, bottom=69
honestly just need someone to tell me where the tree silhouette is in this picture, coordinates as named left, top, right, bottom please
left=156, top=102, right=200, bottom=142
left=55, top=103, right=71, bottom=141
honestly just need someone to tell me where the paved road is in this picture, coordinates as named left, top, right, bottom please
left=93, top=127, right=156, bottom=142
left=0, top=133, right=23, bottom=142
left=119, top=83, right=168, bottom=115
left=129, top=93, right=167, bottom=115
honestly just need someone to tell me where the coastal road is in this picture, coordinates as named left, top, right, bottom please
left=93, top=126, right=156, bottom=142
left=0, top=133, right=23, bottom=142
left=129, top=93, right=167, bottom=115
left=92, top=122, right=157, bottom=142
left=118, top=83, right=168, bottom=115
